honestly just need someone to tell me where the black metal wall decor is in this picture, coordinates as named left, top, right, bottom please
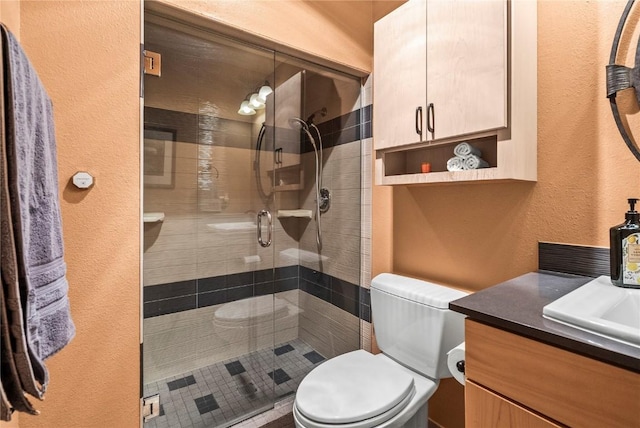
left=606, top=0, right=640, bottom=162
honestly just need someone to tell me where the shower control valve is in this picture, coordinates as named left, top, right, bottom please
left=319, top=188, right=331, bottom=213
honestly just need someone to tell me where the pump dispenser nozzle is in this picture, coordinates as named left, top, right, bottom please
left=626, top=198, right=639, bottom=222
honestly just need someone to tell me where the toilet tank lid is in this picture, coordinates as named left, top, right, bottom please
left=371, top=273, right=468, bottom=309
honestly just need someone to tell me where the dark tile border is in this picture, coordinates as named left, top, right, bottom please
left=299, top=266, right=370, bottom=322
left=145, top=242, right=612, bottom=321
left=145, top=104, right=372, bottom=152
left=143, top=265, right=371, bottom=323
left=143, top=266, right=299, bottom=318
left=538, top=242, right=609, bottom=278
left=144, top=279, right=196, bottom=301
left=301, top=105, right=371, bottom=154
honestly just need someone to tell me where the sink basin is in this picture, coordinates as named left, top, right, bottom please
left=543, top=276, right=640, bottom=348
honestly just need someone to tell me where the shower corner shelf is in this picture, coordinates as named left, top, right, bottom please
left=143, top=212, right=165, bottom=223
left=268, top=164, right=304, bottom=191
left=277, top=209, right=313, bottom=219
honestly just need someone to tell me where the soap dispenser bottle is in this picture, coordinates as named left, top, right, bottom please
left=610, top=198, right=640, bottom=288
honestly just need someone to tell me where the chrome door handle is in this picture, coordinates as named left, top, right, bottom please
left=257, top=209, right=272, bottom=247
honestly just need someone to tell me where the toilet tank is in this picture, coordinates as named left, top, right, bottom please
left=370, top=273, right=468, bottom=380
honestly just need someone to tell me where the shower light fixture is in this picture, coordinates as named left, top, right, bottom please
left=238, top=82, right=272, bottom=116
left=249, top=83, right=273, bottom=109
left=238, top=98, right=256, bottom=116
left=249, top=93, right=265, bottom=109
left=258, top=83, right=273, bottom=99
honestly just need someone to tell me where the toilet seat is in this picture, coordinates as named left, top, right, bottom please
left=294, top=350, right=416, bottom=428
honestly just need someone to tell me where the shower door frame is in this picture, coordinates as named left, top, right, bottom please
left=140, top=11, right=282, bottom=426
left=140, top=3, right=369, bottom=426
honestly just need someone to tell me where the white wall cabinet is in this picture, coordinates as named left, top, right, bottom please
left=373, top=0, right=537, bottom=185
left=374, top=0, right=506, bottom=149
left=426, top=0, right=507, bottom=141
left=373, top=0, right=427, bottom=150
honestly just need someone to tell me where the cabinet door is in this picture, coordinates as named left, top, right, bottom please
left=373, top=0, right=427, bottom=150
left=465, top=320, right=640, bottom=428
left=426, top=0, right=507, bottom=141
left=466, top=381, right=561, bottom=428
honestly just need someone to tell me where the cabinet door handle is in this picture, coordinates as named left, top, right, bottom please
left=257, top=210, right=272, bottom=247
left=426, top=103, right=435, bottom=139
left=415, top=106, right=423, bottom=140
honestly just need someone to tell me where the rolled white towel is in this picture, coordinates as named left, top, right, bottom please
left=453, top=142, right=481, bottom=158
left=446, top=156, right=466, bottom=171
left=463, top=154, right=489, bottom=170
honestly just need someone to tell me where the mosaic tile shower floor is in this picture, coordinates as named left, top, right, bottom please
left=143, top=339, right=325, bottom=428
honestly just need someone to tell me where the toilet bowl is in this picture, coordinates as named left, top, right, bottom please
left=293, top=273, right=468, bottom=428
left=293, top=350, right=437, bottom=428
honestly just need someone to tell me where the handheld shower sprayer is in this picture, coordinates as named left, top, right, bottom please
left=288, top=117, right=309, bottom=131
left=288, top=115, right=329, bottom=249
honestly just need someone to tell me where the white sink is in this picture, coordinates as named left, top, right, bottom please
left=543, top=276, right=640, bottom=348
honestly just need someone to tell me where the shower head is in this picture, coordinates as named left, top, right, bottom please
left=289, top=117, right=318, bottom=151
left=306, top=107, right=327, bottom=125
left=288, top=117, right=309, bottom=130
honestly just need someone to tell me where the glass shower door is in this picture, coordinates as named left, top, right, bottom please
left=142, top=15, right=279, bottom=427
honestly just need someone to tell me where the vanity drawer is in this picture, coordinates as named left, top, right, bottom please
left=466, top=380, right=560, bottom=427
left=465, top=320, right=640, bottom=428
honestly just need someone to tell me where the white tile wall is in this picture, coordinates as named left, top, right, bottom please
left=144, top=290, right=300, bottom=383
left=143, top=100, right=374, bottom=373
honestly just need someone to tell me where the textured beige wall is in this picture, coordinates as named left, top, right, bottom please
left=17, top=1, right=141, bottom=427
left=390, top=0, right=640, bottom=291
left=374, top=2, right=640, bottom=427
left=0, top=1, right=20, bottom=38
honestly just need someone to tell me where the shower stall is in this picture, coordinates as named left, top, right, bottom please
left=141, top=11, right=368, bottom=428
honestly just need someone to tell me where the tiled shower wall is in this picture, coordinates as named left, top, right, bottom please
left=144, top=108, right=298, bottom=285
left=143, top=71, right=373, bottom=383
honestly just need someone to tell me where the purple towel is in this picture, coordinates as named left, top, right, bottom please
left=2, top=25, right=75, bottom=368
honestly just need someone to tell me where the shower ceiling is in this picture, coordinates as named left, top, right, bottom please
left=145, top=21, right=274, bottom=122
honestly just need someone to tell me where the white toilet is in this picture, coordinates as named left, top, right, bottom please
left=292, top=273, right=468, bottom=428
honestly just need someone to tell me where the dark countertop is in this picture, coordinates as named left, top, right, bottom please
left=450, top=271, right=640, bottom=373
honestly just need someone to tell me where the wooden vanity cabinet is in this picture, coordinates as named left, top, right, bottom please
left=464, top=320, right=640, bottom=428
left=466, top=382, right=561, bottom=428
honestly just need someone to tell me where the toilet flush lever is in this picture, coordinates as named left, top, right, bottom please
left=456, top=360, right=465, bottom=374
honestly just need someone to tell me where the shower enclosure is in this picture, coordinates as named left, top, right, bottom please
left=141, top=11, right=366, bottom=428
